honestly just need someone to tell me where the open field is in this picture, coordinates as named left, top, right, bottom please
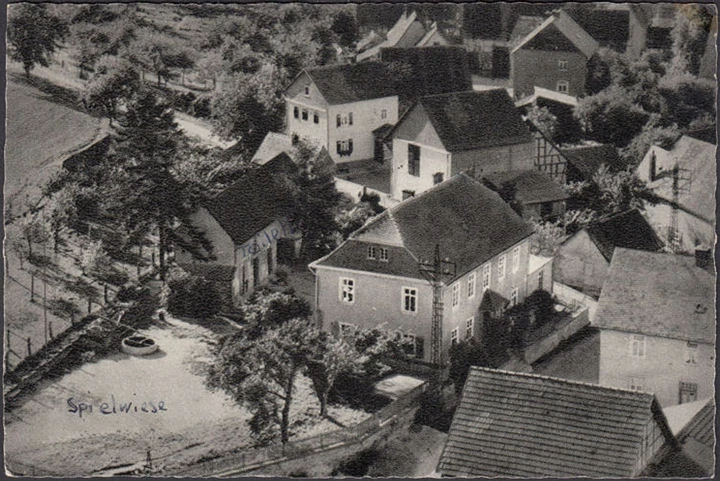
left=4, top=316, right=369, bottom=476
left=4, top=73, right=106, bottom=215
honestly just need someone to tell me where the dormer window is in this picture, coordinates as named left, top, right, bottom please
left=304, top=85, right=310, bottom=96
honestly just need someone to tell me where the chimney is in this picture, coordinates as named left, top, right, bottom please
left=694, top=246, right=713, bottom=272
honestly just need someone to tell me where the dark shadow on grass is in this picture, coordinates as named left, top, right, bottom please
left=8, top=72, right=104, bottom=118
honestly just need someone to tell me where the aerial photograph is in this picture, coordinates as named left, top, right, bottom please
left=3, top=2, right=716, bottom=477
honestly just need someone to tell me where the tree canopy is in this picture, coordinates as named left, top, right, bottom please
left=8, top=4, right=70, bottom=77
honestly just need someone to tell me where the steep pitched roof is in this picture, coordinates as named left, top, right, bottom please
left=411, top=89, right=532, bottom=152
left=379, top=46, right=472, bottom=100
left=593, top=248, right=715, bottom=344
left=251, top=132, right=292, bottom=165
left=356, top=10, right=428, bottom=61
left=416, top=21, right=447, bottom=46
left=304, top=62, right=398, bottom=105
left=204, top=162, right=296, bottom=245
left=584, top=209, right=664, bottom=261
left=483, top=170, right=569, bottom=205
left=512, top=10, right=599, bottom=58
left=314, top=174, right=534, bottom=281
left=561, top=143, right=624, bottom=179
left=565, top=7, right=630, bottom=50
left=438, top=367, right=674, bottom=477
left=645, top=135, right=716, bottom=224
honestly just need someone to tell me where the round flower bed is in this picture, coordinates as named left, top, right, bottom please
left=121, top=335, right=159, bottom=356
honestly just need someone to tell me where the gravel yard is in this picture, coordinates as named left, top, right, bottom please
left=4, top=316, right=369, bottom=476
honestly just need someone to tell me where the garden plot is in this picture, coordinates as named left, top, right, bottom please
left=4, top=316, right=368, bottom=476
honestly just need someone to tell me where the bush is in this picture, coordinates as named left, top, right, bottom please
left=116, top=284, right=147, bottom=303
left=47, top=298, right=81, bottom=320
left=525, top=289, right=555, bottom=327
left=167, top=275, right=221, bottom=318
left=448, top=339, right=490, bottom=395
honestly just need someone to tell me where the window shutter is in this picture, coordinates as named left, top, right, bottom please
left=349, top=112, right=353, bottom=125
left=336, top=114, right=341, bottom=128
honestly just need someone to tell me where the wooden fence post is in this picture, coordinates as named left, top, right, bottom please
left=30, top=274, right=35, bottom=302
left=26, top=337, right=32, bottom=356
left=49, top=322, right=53, bottom=340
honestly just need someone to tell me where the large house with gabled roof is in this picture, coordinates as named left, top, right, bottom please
left=593, top=248, right=715, bottom=409
left=511, top=10, right=599, bottom=100
left=309, top=174, right=535, bottom=364
left=389, top=89, right=535, bottom=201
left=284, top=62, right=400, bottom=164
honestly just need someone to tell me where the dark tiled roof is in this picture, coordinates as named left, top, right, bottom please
left=438, top=367, right=671, bottom=477
left=483, top=170, right=568, bottom=205
left=379, top=46, right=472, bottom=100
left=204, top=162, right=296, bottom=245
left=417, top=89, right=533, bottom=152
left=561, top=143, right=624, bottom=179
left=585, top=209, right=664, bottom=262
left=512, top=10, right=599, bottom=58
left=305, top=62, right=398, bottom=105
left=177, top=263, right=236, bottom=282
left=316, top=174, right=534, bottom=281
left=509, top=15, right=545, bottom=46
left=593, top=248, right=715, bottom=344
left=565, top=7, right=630, bottom=50
left=315, top=238, right=423, bottom=280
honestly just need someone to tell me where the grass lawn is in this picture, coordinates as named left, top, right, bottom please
left=4, top=316, right=369, bottom=476
left=5, top=74, right=106, bottom=215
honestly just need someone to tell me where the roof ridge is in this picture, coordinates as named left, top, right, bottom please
left=388, top=173, right=474, bottom=214
left=469, top=366, right=656, bottom=401
left=419, top=88, right=501, bottom=102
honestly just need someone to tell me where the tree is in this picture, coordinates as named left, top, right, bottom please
left=86, top=57, right=141, bottom=125
left=80, top=240, right=111, bottom=276
left=46, top=187, right=79, bottom=253
left=167, top=274, right=222, bottom=318
left=108, top=90, right=189, bottom=280
left=529, top=218, right=566, bottom=257
left=17, top=215, right=51, bottom=263
left=574, top=86, right=650, bottom=147
left=285, top=140, right=343, bottom=259
left=331, top=11, right=358, bottom=48
left=8, top=4, right=69, bottom=78
left=526, top=105, right=558, bottom=141
left=240, top=290, right=312, bottom=339
left=668, top=4, right=715, bottom=76
left=621, top=118, right=681, bottom=168
left=448, top=339, right=489, bottom=395
left=209, top=318, right=323, bottom=444
left=306, top=335, right=358, bottom=417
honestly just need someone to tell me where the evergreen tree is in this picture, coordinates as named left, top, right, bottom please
left=8, top=4, right=69, bottom=78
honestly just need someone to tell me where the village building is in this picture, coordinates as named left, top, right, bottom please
left=593, top=248, right=715, bottom=409
left=625, top=4, right=677, bottom=58
left=438, top=367, right=678, bottom=477
left=250, top=131, right=293, bottom=166
left=653, top=399, right=715, bottom=476
left=309, top=174, right=535, bottom=364
left=554, top=209, right=664, bottom=298
left=635, top=135, right=716, bottom=254
left=356, top=10, right=449, bottom=62
left=482, top=169, right=568, bottom=221
left=175, top=154, right=300, bottom=306
left=284, top=62, right=399, bottom=164
left=389, top=89, right=535, bottom=201
left=511, top=10, right=599, bottom=100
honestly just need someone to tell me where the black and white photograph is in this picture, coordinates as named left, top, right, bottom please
left=3, top=1, right=717, bottom=477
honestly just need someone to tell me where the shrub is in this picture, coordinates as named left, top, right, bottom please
left=47, top=298, right=81, bottom=320
left=525, top=289, right=555, bottom=327
left=167, top=275, right=221, bottom=318
left=448, top=339, right=490, bottom=395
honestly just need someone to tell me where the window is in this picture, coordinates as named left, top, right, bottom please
left=497, top=255, right=506, bottom=280
left=336, top=141, right=342, bottom=154
left=556, top=80, right=569, bottom=93
left=381, top=109, right=387, bottom=119
left=465, top=317, right=474, bottom=340
left=337, top=140, right=353, bottom=156
left=630, top=335, right=646, bottom=358
left=685, top=342, right=698, bottom=364
left=402, top=190, right=415, bottom=200
left=348, top=139, right=353, bottom=154
left=433, top=172, right=444, bottom=185
left=408, top=144, right=420, bottom=176
left=313, top=112, right=319, bottom=124
left=558, top=59, right=568, bottom=71
left=467, top=273, right=476, bottom=298
left=336, top=114, right=341, bottom=128
left=452, top=284, right=460, bottom=308
left=679, top=382, right=698, bottom=404
left=379, top=247, right=388, bottom=262
left=304, top=85, right=310, bottom=96
left=402, top=287, right=417, bottom=313
left=629, top=377, right=645, bottom=392
left=339, top=278, right=355, bottom=304
left=512, top=246, right=520, bottom=273
left=482, top=264, right=491, bottom=290
left=348, top=112, right=353, bottom=125
left=301, top=109, right=308, bottom=121
left=293, top=106, right=299, bottom=119
left=538, top=270, right=545, bottom=290
left=510, top=287, right=518, bottom=306
left=450, top=327, right=459, bottom=346
left=367, top=246, right=377, bottom=259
